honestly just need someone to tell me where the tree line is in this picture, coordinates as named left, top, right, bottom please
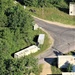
left=17, top=0, right=75, bottom=8
left=0, top=55, right=41, bottom=75
left=0, top=0, right=41, bottom=75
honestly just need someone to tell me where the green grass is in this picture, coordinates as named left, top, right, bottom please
left=51, top=66, right=62, bottom=74
left=27, top=7, right=75, bottom=25
left=31, top=28, right=52, bottom=56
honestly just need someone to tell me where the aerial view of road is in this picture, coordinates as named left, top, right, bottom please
left=34, top=18, right=75, bottom=64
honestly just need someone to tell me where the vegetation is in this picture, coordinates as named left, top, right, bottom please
left=0, top=0, right=45, bottom=74
left=51, top=66, right=62, bottom=74
left=1, top=0, right=75, bottom=74
left=65, top=50, right=75, bottom=55
left=51, top=52, right=74, bottom=74
left=51, top=58, right=62, bottom=74
left=20, top=0, right=75, bottom=25
left=0, top=0, right=34, bottom=59
left=31, top=28, right=51, bottom=56
left=28, top=6, right=75, bottom=25
left=0, top=55, right=42, bottom=75
left=67, top=63, right=73, bottom=72
left=17, top=0, right=75, bottom=7
left=0, top=0, right=51, bottom=74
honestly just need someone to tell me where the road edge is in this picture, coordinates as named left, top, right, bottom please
left=39, top=27, right=54, bottom=51
left=35, top=26, right=54, bottom=58
left=32, top=15, right=75, bottom=29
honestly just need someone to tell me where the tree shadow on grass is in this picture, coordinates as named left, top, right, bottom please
left=33, top=35, right=39, bottom=46
left=33, top=35, right=38, bottom=42
left=53, top=50, right=63, bottom=56
left=44, top=58, right=62, bottom=75
left=65, top=0, right=73, bottom=5
left=11, top=53, right=14, bottom=58
left=57, top=7, right=69, bottom=14
left=55, top=0, right=73, bottom=14
left=16, top=0, right=25, bottom=5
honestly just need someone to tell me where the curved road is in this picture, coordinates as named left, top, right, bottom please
left=34, top=18, right=75, bottom=64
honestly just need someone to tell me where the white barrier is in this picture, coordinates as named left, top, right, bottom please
left=14, top=45, right=40, bottom=58
left=38, top=34, right=45, bottom=45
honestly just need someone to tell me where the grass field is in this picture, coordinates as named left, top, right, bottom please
left=28, top=7, right=75, bottom=25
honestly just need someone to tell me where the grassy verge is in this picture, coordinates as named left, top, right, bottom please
left=27, top=7, right=75, bottom=25
left=31, top=28, right=52, bottom=56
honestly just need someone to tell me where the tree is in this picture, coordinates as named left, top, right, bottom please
left=5, top=4, right=33, bottom=30
left=0, top=13, right=7, bottom=27
left=0, top=56, right=6, bottom=75
left=17, top=0, right=38, bottom=7
left=38, top=0, right=48, bottom=7
left=0, top=0, right=42, bottom=74
left=0, top=0, right=13, bottom=12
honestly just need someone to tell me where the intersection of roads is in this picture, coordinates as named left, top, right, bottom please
left=34, top=18, right=75, bottom=64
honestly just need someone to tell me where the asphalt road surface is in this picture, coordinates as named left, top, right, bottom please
left=34, top=18, right=75, bottom=64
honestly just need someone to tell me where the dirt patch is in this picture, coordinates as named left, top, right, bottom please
left=40, top=62, right=52, bottom=75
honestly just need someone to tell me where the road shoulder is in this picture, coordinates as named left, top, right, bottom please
left=32, top=16, right=75, bottom=28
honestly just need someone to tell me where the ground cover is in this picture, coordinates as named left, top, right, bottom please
left=28, top=7, right=75, bottom=25
left=0, top=27, right=51, bottom=59
left=51, top=58, right=62, bottom=74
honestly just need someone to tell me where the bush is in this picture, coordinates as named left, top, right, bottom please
left=67, top=63, right=73, bottom=72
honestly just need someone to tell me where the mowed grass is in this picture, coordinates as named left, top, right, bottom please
left=31, top=28, right=52, bottom=56
left=28, top=7, right=75, bottom=25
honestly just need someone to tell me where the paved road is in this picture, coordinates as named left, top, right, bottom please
left=34, top=18, right=75, bottom=64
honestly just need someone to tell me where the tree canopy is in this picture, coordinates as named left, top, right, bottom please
left=0, top=0, right=41, bottom=74
left=17, top=0, right=75, bottom=7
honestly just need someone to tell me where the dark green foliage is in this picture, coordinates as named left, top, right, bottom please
left=17, top=0, right=74, bottom=8
left=0, top=14, right=7, bottom=27
left=0, top=56, right=6, bottom=75
left=0, top=0, right=42, bottom=74
left=17, top=0, right=38, bottom=7
left=67, top=63, right=73, bottom=72
left=0, top=55, right=41, bottom=75
left=5, top=5, right=33, bottom=29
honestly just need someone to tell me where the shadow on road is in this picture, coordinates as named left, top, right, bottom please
left=44, top=58, right=55, bottom=65
left=52, top=46, right=63, bottom=56
left=44, top=58, right=58, bottom=67
left=44, top=58, right=62, bottom=75
left=53, top=50, right=63, bottom=56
